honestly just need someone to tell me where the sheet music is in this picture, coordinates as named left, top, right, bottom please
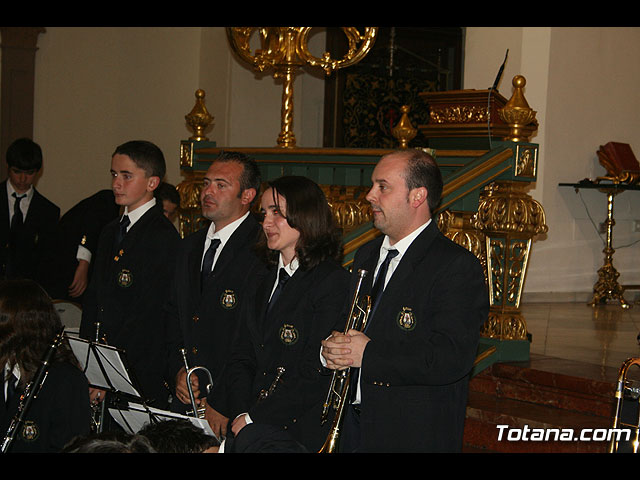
left=110, top=402, right=216, bottom=439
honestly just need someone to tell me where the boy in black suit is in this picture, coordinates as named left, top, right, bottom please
left=0, top=138, right=59, bottom=281
left=80, top=140, right=181, bottom=411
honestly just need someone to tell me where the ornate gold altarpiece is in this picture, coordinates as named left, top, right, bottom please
left=176, top=29, right=546, bottom=370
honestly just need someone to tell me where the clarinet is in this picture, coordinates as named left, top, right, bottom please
left=1, top=326, right=66, bottom=453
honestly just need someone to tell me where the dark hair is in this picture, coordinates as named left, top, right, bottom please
left=258, top=176, right=342, bottom=270
left=388, top=149, right=443, bottom=212
left=214, top=151, right=261, bottom=200
left=154, top=182, right=180, bottom=207
left=112, top=140, right=166, bottom=179
left=6, top=138, right=43, bottom=171
left=0, top=279, right=79, bottom=387
left=62, top=431, right=157, bottom=453
left=138, top=418, right=219, bottom=453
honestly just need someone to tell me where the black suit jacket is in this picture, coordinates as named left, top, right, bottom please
left=79, top=205, right=181, bottom=408
left=220, top=259, right=350, bottom=452
left=350, top=220, right=488, bottom=452
left=39, top=189, right=120, bottom=300
left=0, top=362, right=91, bottom=453
left=0, top=180, right=60, bottom=281
left=166, top=214, right=268, bottom=414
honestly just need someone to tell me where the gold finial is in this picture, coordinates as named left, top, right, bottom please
left=392, top=105, right=417, bottom=149
left=227, top=27, right=378, bottom=148
left=185, top=89, right=214, bottom=141
left=498, top=75, right=537, bottom=142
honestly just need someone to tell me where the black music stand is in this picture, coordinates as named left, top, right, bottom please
left=67, top=336, right=159, bottom=432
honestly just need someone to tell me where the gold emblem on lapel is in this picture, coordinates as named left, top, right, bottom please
left=279, top=324, right=298, bottom=345
left=21, top=420, right=39, bottom=442
left=114, top=249, right=125, bottom=262
left=396, top=307, right=416, bottom=331
left=220, top=289, right=237, bottom=309
left=117, top=269, right=133, bottom=288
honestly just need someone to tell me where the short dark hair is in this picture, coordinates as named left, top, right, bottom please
left=258, top=176, right=343, bottom=270
left=113, top=140, right=166, bottom=179
left=388, top=149, right=443, bottom=212
left=213, top=150, right=261, bottom=199
left=138, top=419, right=219, bottom=453
left=154, top=182, right=180, bottom=207
left=6, top=138, right=43, bottom=171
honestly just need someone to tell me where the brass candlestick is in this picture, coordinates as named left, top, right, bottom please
left=226, top=27, right=378, bottom=148
left=588, top=187, right=631, bottom=309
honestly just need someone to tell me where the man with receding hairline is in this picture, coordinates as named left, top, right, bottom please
left=322, top=149, right=488, bottom=452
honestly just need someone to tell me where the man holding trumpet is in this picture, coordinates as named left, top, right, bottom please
left=321, top=149, right=488, bottom=453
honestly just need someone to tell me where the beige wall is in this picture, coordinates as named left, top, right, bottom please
left=23, top=26, right=640, bottom=298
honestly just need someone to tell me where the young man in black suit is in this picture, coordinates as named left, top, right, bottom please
left=322, top=149, right=489, bottom=452
left=166, top=151, right=267, bottom=440
left=0, top=138, right=59, bottom=281
left=80, top=140, right=181, bottom=411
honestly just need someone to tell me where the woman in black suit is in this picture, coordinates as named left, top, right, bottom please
left=0, top=279, right=91, bottom=452
left=220, top=176, right=350, bottom=452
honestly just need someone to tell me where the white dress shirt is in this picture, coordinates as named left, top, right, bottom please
left=200, top=211, right=249, bottom=273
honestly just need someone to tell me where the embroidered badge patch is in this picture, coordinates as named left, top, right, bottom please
left=220, top=290, right=237, bottom=309
left=396, top=307, right=416, bottom=331
left=279, top=324, right=298, bottom=345
left=117, top=269, right=133, bottom=288
left=21, top=421, right=39, bottom=442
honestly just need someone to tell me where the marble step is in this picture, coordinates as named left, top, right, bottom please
left=464, top=354, right=626, bottom=453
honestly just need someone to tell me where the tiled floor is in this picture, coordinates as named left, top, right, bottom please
left=521, top=300, right=640, bottom=372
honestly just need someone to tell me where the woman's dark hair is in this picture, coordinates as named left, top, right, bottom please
left=257, top=176, right=343, bottom=270
left=0, top=279, right=79, bottom=387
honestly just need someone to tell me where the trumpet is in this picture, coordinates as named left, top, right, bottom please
left=180, top=348, right=214, bottom=419
left=609, top=357, right=640, bottom=453
left=318, top=269, right=370, bottom=453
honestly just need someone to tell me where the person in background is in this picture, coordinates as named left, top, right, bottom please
left=0, top=138, right=59, bottom=282
left=39, top=189, right=120, bottom=302
left=154, top=181, right=180, bottom=224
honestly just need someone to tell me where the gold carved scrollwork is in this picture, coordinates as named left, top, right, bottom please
left=473, top=181, right=548, bottom=341
left=176, top=175, right=208, bottom=239
left=438, top=210, right=487, bottom=284
left=322, top=185, right=372, bottom=235
left=429, top=105, right=488, bottom=124
left=226, top=27, right=377, bottom=148
left=515, top=145, right=537, bottom=178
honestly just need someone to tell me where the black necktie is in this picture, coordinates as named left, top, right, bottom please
left=267, top=268, right=290, bottom=314
left=11, top=193, right=24, bottom=231
left=370, top=248, right=399, bottom=312
left=201, top=238, right=221, bottom=285
left=116, top=215, right=130, bottom=244
left=5, top=373, right=17, bottom=408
